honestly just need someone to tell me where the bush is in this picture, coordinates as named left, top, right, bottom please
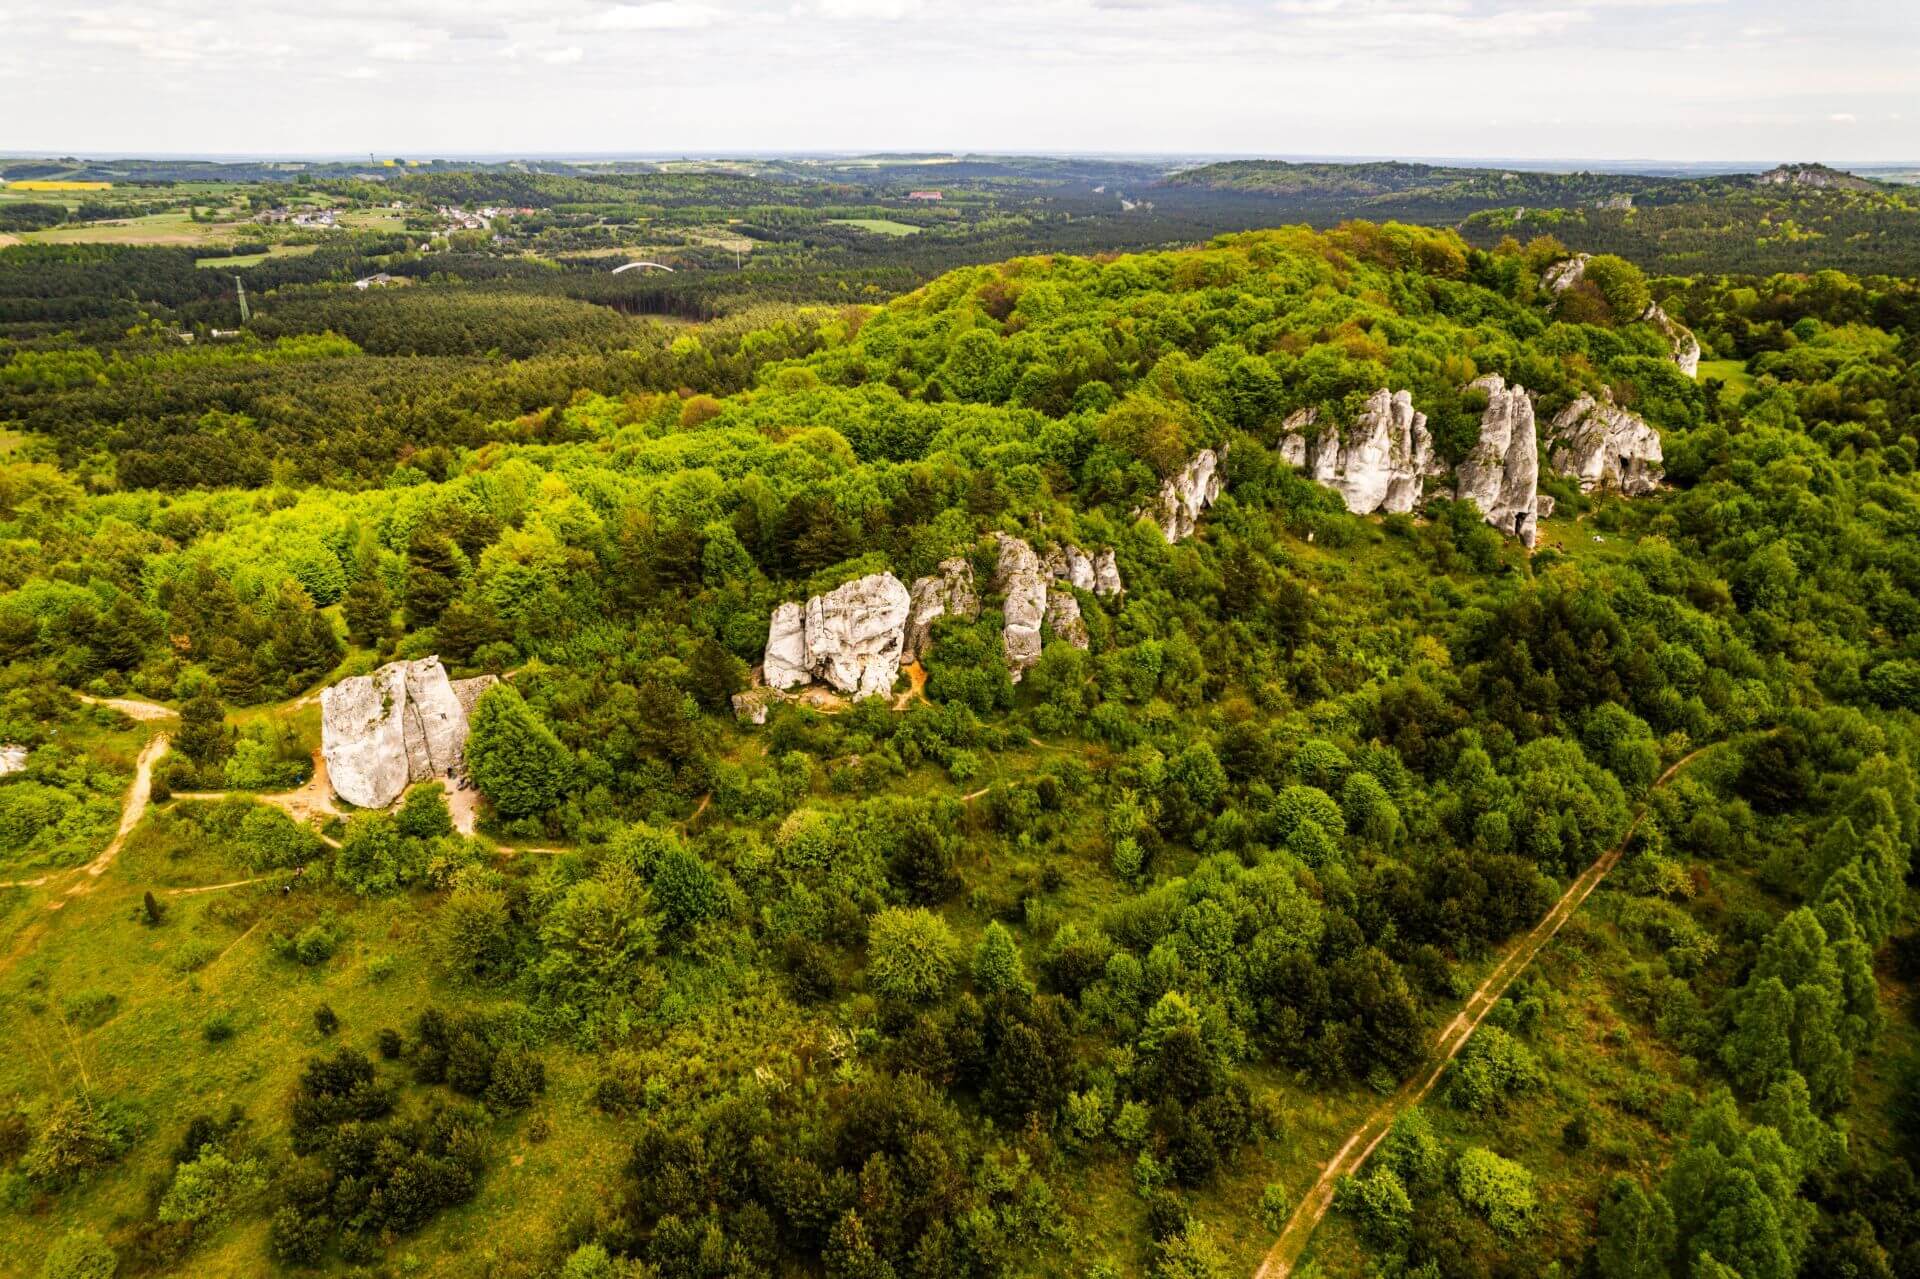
left=40, top=1229, right=117, bottom=1279
left=1454, top=1146, right=1537, bottom=1236
left=465, top=684, right=573, bottom=818
left=866, top=907, right=959, bottom=1004
left=1445, top=1025, right=1543, bottom=1114
left=332, top=814, right=425, bottom=895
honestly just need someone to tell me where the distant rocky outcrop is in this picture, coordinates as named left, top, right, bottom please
left=1285, top=388, right=1442, bottom=516
left=1756, top=163, right=1874, bottom=193
left=0, top=743, right=26, bottom=777
left=1641, top=301, right=1701, bottom=378
left=322, top=656, right=480, bottom=810
left=762, top=572, right=912, bottom=700
left=1146, top=449, right=1224, bottom=542
left=1453, top=374, right=1542, bottom=547
left=730, top=688, right=777, bottom=725
left=904, top=558, right=979, bottom=663
left=1546, top=393, right=1664, bottom=496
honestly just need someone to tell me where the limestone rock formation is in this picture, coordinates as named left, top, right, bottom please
left=1546, top=394, right=1664, bottom=496
left=904, top=558, right=979, bottom=663
left=451, top=674, right=498, bottom=719
left=0, top=744, right=26, bottom=777
left=993, top=533, right=1050, bottom=680
left=1147, top=449, right=1224, bottom=543
left=761, top=573, right=912, bottom=700
left=1306, top=388, right=1441, bottom=516
left=1641, top=301, right=1701, bottom=378
left=1045, top=590, right=1089, bottom=650
left=1279, top=407, right=1315, bottom=468
left=1541, top=254, right=1590, bottom=294
left=322, top=657, right=474, bottom=810
left=1453, top=374, right=1542, bottom=547
left=763, top=602, right=810, bottom=691
left=1043, top=542, right=1123, bottom=599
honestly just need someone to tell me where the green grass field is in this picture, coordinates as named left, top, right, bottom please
left=1697, top=358, right=1754, bottom=399
left=195, top=244, right=318, bottom=269
left=826, top=218, right=923, bottom=236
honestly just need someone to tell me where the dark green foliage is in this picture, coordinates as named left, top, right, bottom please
left=465, top=684, right=572, bottom=819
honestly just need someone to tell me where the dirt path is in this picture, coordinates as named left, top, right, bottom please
left=76, top=693, right=176, bottom=722
left=76, top=734, right=171, bottom=886
left=892, top=662, right=927, bottom=711
left=1253, top=742, right=1722, bottom=1279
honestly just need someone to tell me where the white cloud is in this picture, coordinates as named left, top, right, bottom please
left=370, top=38, right=438, bottom=61
left=591, top=3, right=727, bottom=29
left=542, top=45, right=586, bottom=63
left=801, top=0, right=924, bottom=19
left=1829, top=112, right=1857, bottom=123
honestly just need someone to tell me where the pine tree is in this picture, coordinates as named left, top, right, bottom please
left=342, top=571, right=395, bottom=650
left=465, top=685, right=572, bottom=819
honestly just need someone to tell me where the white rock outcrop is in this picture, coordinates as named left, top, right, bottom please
left=904, top=558, right=979, bottom=663
left=1453, top=374, right=1542, bottom=547
left=0, top=743, right=27, bottom=777
left=1147, top=449, right=1224, bottom=543
left=1641, top=301, right=1701, bottom=378
left=761, top=573, right=912, bottom=700
left=1302, top=388, right=1441, bottom=516
left=1546, top=394, right=1664, bottom=496
left=1541, top=254, right=1591, bottom=294
left=1092, top=548, right=1124, bottom=599
left=1045, top=590, right=1089, bottom=650
left=993, top=534, right=1050, bottom=680
left=1044, top=542, right=1123, bottom=599
left=731, top=688, right=776, bottom=725
left=322, top=657, right=474, bottom=810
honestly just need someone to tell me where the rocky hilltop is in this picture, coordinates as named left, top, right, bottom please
left=1541, top=255, right=1701, bottom=379
left=321, top=657, right=494, bottom=810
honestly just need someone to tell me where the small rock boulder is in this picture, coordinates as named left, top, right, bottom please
left=1541, top=253, right=1591, bottom=294
left=904, top=558, right=979, bottom=663
left=0, top=743, right=27, bottom=777
left=1546, top=394, right=1664, bottom=496
left=1045, top=590, right=1090, bottom=651
left=731, top=688, right=776, bottom=725
left=1454, top=374, right=1542, bottom=547
left=1092, top=548, right=1124, bottom=599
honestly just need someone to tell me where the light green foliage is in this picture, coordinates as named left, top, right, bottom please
left=40, top=1230, right=118, bottom=1279
left=1446, top=1024, right=1544, bottom=1114
left=332, top=813, right=425, bottom=895
left=866, top=906, right=958, bottom=1004
left=536, top=865, right=660, bottom=1040
left=1453, top=1147, right=1537, bottom=1236
left=1596, top=1176, right=1675, bottom=1279
left=972, top=921, right=1030, bottom=996
left=395, top=783, right=453, bottom=840
left=156, top=1146, right=266, bottom=1227
left=1334, top=1165, right=1412, bottom=1246
left=1152, top=1221, right=1230, bottom=1279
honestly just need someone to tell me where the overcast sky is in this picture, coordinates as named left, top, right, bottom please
left=2, top=0, right=1915, bottom=162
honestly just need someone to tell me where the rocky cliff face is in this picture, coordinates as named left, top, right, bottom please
left=1147, top=450, right=1224, bottom=542
left=322, top=657, right=477, bottom=810
left=904, top=558, right=979, bottom=663
left=1641, top=302, right=1701, bottom=378
left=1453, top=374, right=1542, bottom=547
left=993, top=534, right=1050, bottom=680
left=1546, top=394, right=1664, bottom=496
left=1290, top=388, right=1442, bottom=516
left=763, top=572, right=913, bottom=700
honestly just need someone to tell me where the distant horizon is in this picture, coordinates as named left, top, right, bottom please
left=4, top=1, right=1914, bottom=164
left=7, top=150, right=1919, bottom=175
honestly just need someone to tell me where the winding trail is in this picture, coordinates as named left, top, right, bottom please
left=1252, top=741, right=1723, bottom=1279
left=76, top=693, right=176, bottom=723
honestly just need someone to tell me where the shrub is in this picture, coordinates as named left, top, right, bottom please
left=1454, top=1146, right=1537, bottom=1236
left=40, top=1229, right=118, bottom=1279
left=313, top=1004, right=339, bottom=1036
left=866, top=907, right=959, bottom=1004
left=24, top=1099, right=138, bottom=1187
left=202, top=1012, right=236, bottom=1044
left=1446, top=1025, right=1543, bottom=1114
left=466, top=684, right=573, bottom=818
left=1333, top=1165, right=1412, bottom=1246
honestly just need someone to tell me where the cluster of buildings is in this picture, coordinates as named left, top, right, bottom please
left=435, top=204, right=533, bottom=230
left=255, top=207, right=338, bottom=228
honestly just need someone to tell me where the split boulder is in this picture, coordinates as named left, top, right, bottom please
left=322, top=657, right=475, bottom=810
left=1546, top=394, right=1664, bottom=496
left=761, top=572, right=912, bottom=700
left=1453, top=374, right=1542, bottom=547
